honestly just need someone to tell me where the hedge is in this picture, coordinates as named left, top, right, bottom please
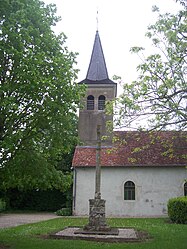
left=55, top=208, right=72, bottom=216
left=167, top=196, right=187, bottom=224
left=3, top=188, right=72, bottom=212
left=0, top=199, right=6, bottom=212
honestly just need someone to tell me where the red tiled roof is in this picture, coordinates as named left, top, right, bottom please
left=72, top=131, right=187, bottom=167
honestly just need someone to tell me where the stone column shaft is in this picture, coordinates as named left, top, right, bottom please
left=95, top=125, right=101, bottom=199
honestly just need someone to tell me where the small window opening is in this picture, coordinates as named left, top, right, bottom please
left=98, top=95, right=106, bottom=110
left=124, top=181, right=135, bottom=200
left=87, top=95, right=94, bottom=110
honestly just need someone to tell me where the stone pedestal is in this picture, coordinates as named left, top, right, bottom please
left=84, top=198, right=111, bottom=231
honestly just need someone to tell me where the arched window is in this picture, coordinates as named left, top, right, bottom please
left=98, top=95, right=106, bottom=110
left=184, top=182, right=187, bottom=196
left=87, top=95, right=94, bottom=110
left=124, top=181, right=135, bottom=200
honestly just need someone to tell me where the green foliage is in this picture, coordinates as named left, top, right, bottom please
left=0, top=0, right=84, bottom=190
left=55, top=207, right=72, bottom=216
left=115, top=3, right=187, bottom=131
left=168, top=196, right=187, bottom=224
left=4, top=188, right=70, bottom=211
left=0, top=198, right=6, bottom=212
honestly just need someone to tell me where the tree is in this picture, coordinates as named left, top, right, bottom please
left=114, top=4, right=187, bottom=131
left=176, top=0, right=187, bottom=7
left=0, top=0, right=84, bottom=190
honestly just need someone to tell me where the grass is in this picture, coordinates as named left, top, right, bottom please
left=0, top=217, right=187, bottom=249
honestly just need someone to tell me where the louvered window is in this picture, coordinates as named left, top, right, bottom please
left=98, top=95, right=105, bottom=110
left=87, top=95, right=94, bottom=110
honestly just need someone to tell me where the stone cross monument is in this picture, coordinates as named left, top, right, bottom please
left=84, top=125, right=111, bottom=231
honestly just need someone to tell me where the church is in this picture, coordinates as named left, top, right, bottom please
left=72, top=31, right=187, bottom=217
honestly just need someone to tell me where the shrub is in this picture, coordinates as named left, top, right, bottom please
left=168, top=196, right=187, bottom=224
left=0, top=199, right=6, bottom=212
left=55, top=208, right=72, bottom=216
left=6, top=188, right=71, bottom=212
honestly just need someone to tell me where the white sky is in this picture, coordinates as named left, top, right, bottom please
left=43, top=0, right=181, bottom=94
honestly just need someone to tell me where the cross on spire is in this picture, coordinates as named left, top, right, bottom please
left=96, top=9, right=99, bottom=31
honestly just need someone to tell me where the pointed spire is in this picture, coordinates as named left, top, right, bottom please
left=86, top=31, right=109, bottom=81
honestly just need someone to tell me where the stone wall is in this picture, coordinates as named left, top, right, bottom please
left=73, top=166, right=187, bottom=216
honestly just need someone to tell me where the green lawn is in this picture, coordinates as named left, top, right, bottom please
left=0, top=217, right=187, bottom=249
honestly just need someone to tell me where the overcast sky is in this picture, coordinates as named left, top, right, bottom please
left=43, top=0, right=181, bottom=93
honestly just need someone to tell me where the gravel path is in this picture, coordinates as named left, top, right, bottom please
left=0, top=213, right=58, bottom=228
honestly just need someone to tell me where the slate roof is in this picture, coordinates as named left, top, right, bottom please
left=72, top=131, right=187, bottom=167
left=79, top=31, right=116, bottom=85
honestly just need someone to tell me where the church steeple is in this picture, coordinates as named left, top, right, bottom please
left=79, top=31, right=116, bottom=85
left=78, top=31, right=117, bottom=146
left=86, top=31, right=108, bottom=81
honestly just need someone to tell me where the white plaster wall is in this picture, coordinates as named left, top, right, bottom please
left=73, top=167, right=187, bottom=217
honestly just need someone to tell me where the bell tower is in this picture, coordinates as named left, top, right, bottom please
left=78, top=31, right=117, bottom=145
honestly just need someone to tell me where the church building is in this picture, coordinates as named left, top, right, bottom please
left=72, top=31, right=187, bottom=217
